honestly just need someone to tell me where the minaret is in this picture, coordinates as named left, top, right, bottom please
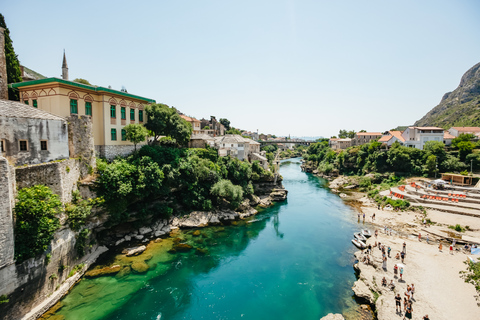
left=62, top=50, right=68, bottom=80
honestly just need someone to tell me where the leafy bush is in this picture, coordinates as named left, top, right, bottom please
left=461, top=259, right=480, bottom=293
left=14, top=185, right=62, bottom=263
left=75, top=229, right=90, bottom=256
left=211, top=180, right=244, bottom=209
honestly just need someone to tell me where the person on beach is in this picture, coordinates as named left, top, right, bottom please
left=382, top=277, right=387, bottom=286
left=395, top=252, right=400, bottom=259
left=372, top=213, right=375, bottom=221
left=363, top=213, right=365, bottom=221
left=423, top=315, right=429, bottom=320
left=450, top=244, right=453, bottom=254
left=403, top=298, right=408, bottom=312
left=395, top=293, right=402, bottom=313
left=388, top=246, right=391, bottom=258
left=426, top=234, right=429, bottom=244
left=401, top=251, right=405, bottom=263
left=403, top=242, right=406, bottom=253
left=375, top=229, right=378, bottom=238
left=389, top=280, right=395, bottom=290
left=382, top=256, right=387, bottom=269
left=394, top=264, right=398, bottom=277
left=411, top=283, right=415, bottom=299
left=418, top=233, right=421, bottom=241
left=400, top=267, right=404, bottom=280
left=439, top=242, right=443, bottom=252
left=404, top=302, right=412, bottom=319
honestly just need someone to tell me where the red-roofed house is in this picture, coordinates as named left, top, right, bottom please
left=448, top=127, right=480, bottom=137
left=443, top=132, right=455, bottom=146
left=378, top=131, right=405, bottom=147
left=180, top=114, right=201, bottom=135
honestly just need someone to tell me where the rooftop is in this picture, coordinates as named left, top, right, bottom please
left=180, top=114, right=200, bottom=122
left=356, top=132, right=382, bottom=136
left=408, top=126, right=444, bottom=131
left=10, top=78, right=156, bottom=103
left=444, top=132, right=456, bottom=139
left=450, top=127, right=480, bottom=132
left=0, top=99, right=65, bottom=121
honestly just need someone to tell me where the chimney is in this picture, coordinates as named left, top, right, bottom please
left=0, top=27, right=8, bottom=100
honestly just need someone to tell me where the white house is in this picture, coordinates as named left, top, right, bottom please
left=401, top=126, right=444, bottom=149
left=448, top=127, right=480, bottom=138
left=214, top=134, right=261, bottom=161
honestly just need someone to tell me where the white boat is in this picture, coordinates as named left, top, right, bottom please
left=352, top=238, right=367, bottom=249
left=361, top=229, right=372, bottom=238
left=354, top=232, right=367, bottom=242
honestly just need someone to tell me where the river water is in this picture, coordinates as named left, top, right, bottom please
left=43, top=158, right=367, bottom=320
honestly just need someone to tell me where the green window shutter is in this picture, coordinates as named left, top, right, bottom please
left=110, top=105, right=116, bottom=118
left=111, top=128, right=117, bottom=141
left=33, top=100, right=38, bottom=108
left=70, top=99, right=78, bottom=114
left=139, top=110, right=143, bottom=122
left=85, top=102, right=92, bottom=116
left=24, top=100, right=29, bottom=105
left=121, top=129, right=126, bottom=141
left=121, top=107, right=126, bottom=120
left=130, top=109, right=135, bottom=120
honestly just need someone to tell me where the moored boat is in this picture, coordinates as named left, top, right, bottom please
left=354, top=232, right=367, bottom=242
left=351, top=238, right=367, bottom=249
left=361, top=229, right=372, bottom=238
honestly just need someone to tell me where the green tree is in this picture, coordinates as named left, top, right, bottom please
left=452, top=134, right=476, bottom=161
left=204, top=125, right=210, bottom=130
left=73, top=78, right=92, bottom=85
left=124, top=124, right=148, bottom=151
left=211, top=179, right=244, bottom=209
left=0, top=14, right=22, bottom=100
left=226, top=127, right=242, bottom=135
left=144, top=103, right=192, bottom=146
left=14, top=185, right=62, bottom=262
left=219, top=118, right=231, bottom=130
left=425, top=155, right=437, bottom=176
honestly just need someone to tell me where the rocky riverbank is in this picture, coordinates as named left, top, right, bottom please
left=325, top=175, right=480, bottom=320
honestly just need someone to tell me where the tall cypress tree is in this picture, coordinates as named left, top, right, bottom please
left=0, top=13, right=22, bottom=101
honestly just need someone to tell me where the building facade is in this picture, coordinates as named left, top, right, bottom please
left=378, top=131, right=405, bottom=147
left=448, top=127, right=480, bottom=138
left=352, top=132, right=382, bottom=146
left=0, top=99, right=69, bottom=165
left=401, top=126, right=444, bottom=149
left=10, top=78, right=155, bottom=159
left=180, top=114, right=201, bottom=135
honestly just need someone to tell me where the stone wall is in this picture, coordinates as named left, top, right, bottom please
left=0, top=157, right=15, bottom=269
left=95, top=144, right=135, bottom=160
left=15, top=158, right=81, bottom=204
left=67, top=115, right=95, bottom=177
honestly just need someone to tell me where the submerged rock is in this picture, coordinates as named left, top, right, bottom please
left=122, top=245, right=146, bottom=257
left=192, top=230, right=201, bottom=236
left=131, top=261, right=150, bottom=273
left=115, top=266, right=131, bottom=278
left=320, top=314, right=345, bottom=320
left=168, top=243, right=193, bottom=253
left=84, top=265, right=121, bottom=278
left=195, top=248, right=209, bottom=255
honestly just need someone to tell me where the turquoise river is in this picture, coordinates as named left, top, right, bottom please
left=43, top=158, right=370, bottom=320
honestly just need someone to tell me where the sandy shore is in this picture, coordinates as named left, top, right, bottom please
left=350, top=195, right=480, bottom=320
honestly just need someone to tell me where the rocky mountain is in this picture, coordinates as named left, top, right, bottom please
left=415, top=62, right=480, bottom=128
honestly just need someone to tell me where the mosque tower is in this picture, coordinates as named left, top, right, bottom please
left=62, top=50, right=68, bottom=80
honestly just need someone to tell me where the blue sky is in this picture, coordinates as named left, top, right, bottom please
left=3, top=0, right=480, bottom=137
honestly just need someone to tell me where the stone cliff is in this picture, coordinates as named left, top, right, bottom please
left=415, top=62, right=480, bottom=128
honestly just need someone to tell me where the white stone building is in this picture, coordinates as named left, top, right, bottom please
left=0, top=99, right=69, bottom=165
left=401, top=126, right=444, bottom=149
left=378, top=131, right=405, bottom=147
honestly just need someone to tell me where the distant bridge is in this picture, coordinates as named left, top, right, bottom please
left=259, top=140, right=314, bottom=146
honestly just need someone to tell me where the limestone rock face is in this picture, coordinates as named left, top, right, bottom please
left=320, top=314, right=345, bottom=320
left=122, top=245, right=147, bottom=256
left=177, top=211, right=211, bottom=228
left=270, top=189, right=287, bottom=201
left=352, top=279, right=374, bottom=304
left=139, top=227, right=152, bottom=235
